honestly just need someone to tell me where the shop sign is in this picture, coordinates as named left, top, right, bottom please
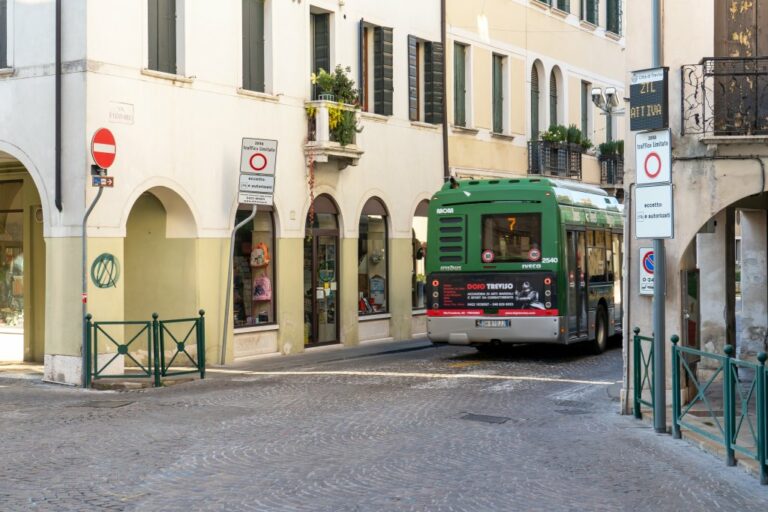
left=630, top=67, right=669, bottom=131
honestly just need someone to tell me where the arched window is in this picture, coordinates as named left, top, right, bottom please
left=233, top=206, right=277, bottom=328
left=531, top=64, right=541, bottom=139
left=358, top=198, right=388, bottom=315
left=550, top=70, right=559, bottom=126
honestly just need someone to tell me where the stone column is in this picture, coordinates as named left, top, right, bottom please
left=738, top=210, right=767, bottom=360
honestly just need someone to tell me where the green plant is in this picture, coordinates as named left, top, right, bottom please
left=305, top=105, right=317, bottom=118
left=617, top=139, right=624, bottom=156
left=311, top=65, right=359, bottom=105
left=580, top=138, right=593, bottom=151
left=566, top=124, right=583, bottom=144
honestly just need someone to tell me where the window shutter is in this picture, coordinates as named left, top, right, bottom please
left=531, top=67, right=540, bottom=139
left=359, top=19, right=366, bottom=109
left=374, top=26, right=393, bottom=116
left=424, top=42, right=444, bottom=125
left=581, top=82, right=589, bottom=135
left=148, top=0, right=159, bottom=71
left=607, top=0, right=621, bottom=34
left=408, top=36, right=418, bottom=121
left=557, top=0, right=570, bottom=11
left=313, top=13, right=330, bottom=99
left=243, top=0, right=265, bottom=92
left=549, top=72, right=558, bottom=127
left=149, top=0, right=176, bottom=74
left=585, top=0, right=598, bottom=24
left=0, top=0, right=6, bottom=69
left=454, top=43, right=466, bottom=127
left=493, top=55, right=503, bottom=133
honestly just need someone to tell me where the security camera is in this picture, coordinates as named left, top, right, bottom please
left=591, top=87, right=605, bottom=109
left=605, top=87, right=619, bottom=107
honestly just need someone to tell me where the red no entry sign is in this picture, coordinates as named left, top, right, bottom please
left=91, top=128, right=116, bottom=169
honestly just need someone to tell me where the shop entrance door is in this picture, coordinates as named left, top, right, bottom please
left=303, top=201, right=340, bottom=347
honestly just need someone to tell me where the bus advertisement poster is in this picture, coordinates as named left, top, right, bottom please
left=427, top=272, right=557, bottom=316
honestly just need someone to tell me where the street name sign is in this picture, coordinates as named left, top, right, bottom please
left=635, top=129, right=671, bottom=185
left=635, top=184, right=674, bottom=239
left=639, top=248, right=654, bottom=295
left=630, top=67, right=669, bottom=131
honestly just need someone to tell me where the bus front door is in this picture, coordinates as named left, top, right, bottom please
left=567, top=231, right=588, bottom=339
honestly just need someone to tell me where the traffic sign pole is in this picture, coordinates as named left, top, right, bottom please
left=82, top=186, right=104, bottom=388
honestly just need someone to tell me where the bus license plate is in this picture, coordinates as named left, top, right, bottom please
left=476, top=320, right=511, bottom=328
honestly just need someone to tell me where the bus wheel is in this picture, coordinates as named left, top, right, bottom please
left=591, top=307, right=608, bottom=354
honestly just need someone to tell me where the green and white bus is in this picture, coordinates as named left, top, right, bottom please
left=426, top=178, right=623, bottom=353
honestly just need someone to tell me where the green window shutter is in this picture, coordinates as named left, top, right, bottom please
left=492, top=55, right=503, bottom=133
left=148, top=0, right=176, bottom=73
left=549, top=72, right=558, bottom=127
left=313, top=13, right=330, bottom=100
left=585, top=0, right=598, bottom=24
left=242, top=0, right=265, bottom=92
left=454, top=43, right=466, bottom=127
left=607, top=0, right=621, bottom=34
left=0, top=0, right=6, bottom=69
left=359, top=19, right=365, bottom=108
left=557, top=0, right=570, bottom=11
left=424, top=41, right=444, bottom=125
left=408, top=36, right=418, bottom=121
left=374, top=26, right=393, bottom=116
left=531, top=66, right=539, bottom=139
left=581, top=81, right=590, bottom=135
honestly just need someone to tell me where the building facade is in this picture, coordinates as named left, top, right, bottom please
left=446, top=0, right=626, bottom=194
left=0, top=0, right=443, bottom=385
left=625, top=0, right=768, bottom=411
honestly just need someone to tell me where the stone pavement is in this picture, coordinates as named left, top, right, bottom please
left=2, top=340, right=768, bottom=511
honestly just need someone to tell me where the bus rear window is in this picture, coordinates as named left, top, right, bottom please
left=481, top=213, right=542, bottom=262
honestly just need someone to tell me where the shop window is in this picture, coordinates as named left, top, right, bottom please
left=412, top=201, right=429, bottom=310
left=586, top=229, right=608, bottom=283
left=233, top=208, right=276, bottom=328
left=358, top=198, right=388, bottom=315
left=0, top=181, right=23, bottom=329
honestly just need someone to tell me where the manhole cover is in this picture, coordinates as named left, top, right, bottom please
left=70, top=401, right=134, bottom=409
left=460, top=413, right=510, bottom=424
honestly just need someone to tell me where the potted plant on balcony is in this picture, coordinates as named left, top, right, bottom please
left=307, top=66, right=362, bottom=146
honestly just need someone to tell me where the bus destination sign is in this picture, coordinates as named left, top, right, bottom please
left=630, top=67, right=669, bottom=132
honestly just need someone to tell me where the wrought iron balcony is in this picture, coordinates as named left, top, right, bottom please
left=527, top=141, right=583, bottom=180
left=599, top=155, right=624, bottom=187
left=305, top=100, right=363, bottom=169
left=682, top=57, right=768, bottom=137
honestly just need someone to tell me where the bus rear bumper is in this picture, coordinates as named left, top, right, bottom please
left=428, top=316, right=567, bottom=345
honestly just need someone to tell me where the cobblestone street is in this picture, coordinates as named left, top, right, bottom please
left=2, top=341, right=768, bottom=511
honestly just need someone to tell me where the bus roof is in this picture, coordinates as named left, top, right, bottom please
left=437, top=177, right=623, bottom=213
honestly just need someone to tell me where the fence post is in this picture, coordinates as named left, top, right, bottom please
left=671, top=335, right=681, bottom=439
left=757, top=352, right=767, bottom=485
left=198, top=309, right=206, bottom=379
left=724, top=344, right=736, bottom=466
left=152, top=313, right=161, bottom=388
left=633, top=327, right=642, bottom=419
left=84, top=314, right=93, bottom=388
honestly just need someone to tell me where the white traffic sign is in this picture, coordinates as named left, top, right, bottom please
left=635, top=184, right=674, bottom=239
left=239, top=174, right=275, bottom=195
left=238, top=192, right=273, bottom=206
left=240, top=138, right=278, bottom=175
left=635, top=129, right=671, bottom=185
left=639, top=247, right=654, bottom=295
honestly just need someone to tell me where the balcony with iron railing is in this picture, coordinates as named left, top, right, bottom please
left=682, top=57, right=768, bottom=140
left=527, top=140, right=583, bottom=180
left=599, top=155, right=624, bottom=187
left=305, top=99, right=364, bottom=169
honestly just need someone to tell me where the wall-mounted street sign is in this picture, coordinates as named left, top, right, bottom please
left=91, top=176, right=114, bottom=188
left=630, top=67, right=669, bottom=132
left=635, top=129, right=671, bottom=185
left=639, top=247, right=654, bottom=295
left=635, top=184, right=674, bottom=239
left=239, top=138, right=278, bottom=206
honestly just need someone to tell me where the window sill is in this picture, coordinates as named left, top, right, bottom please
left=579, top=20, right=598, bottom=31
left=0, top=67, right=14, bottom=77
left=491, top=132, right=516, bottom=141
left=140, top=68, right=195, bottom=83
left=530, top=0, right=551, bottom=11
left=551, top=7, right=570, bottom=18
left=234, top=323, right=279, bottom=334
left=359, top=313, right=392, bottom=322
left=361, top=111, right=390, bottom=123
left=410, top=121, right=440, bottom=130
left=702, top=135, right=768, bottom=145
left=237, top=88, right=280, bottom=102
left=452, top=125, right=480, bottom=135
left=605, top=30, right=622, bottom=41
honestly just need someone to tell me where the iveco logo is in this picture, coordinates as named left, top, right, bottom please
left=436, top=208, right=454, bottom=214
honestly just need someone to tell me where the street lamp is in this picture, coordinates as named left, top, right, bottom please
left=591, top=86, right=624, bottom=142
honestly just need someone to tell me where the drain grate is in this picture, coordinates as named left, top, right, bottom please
left=460, top=413, right=510, bottom=424
left=70, top=401, right=135, bottom=409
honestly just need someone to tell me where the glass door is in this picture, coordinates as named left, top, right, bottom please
left=304, top=205, right=340, bottom=347
left=566, top=230, right=588, bottom=338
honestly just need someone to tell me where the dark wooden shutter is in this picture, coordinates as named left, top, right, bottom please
left=424, top=42, right=444, bottom=125
left=359, top=19, right=366, bottom=109
left=606, top=0, right=620, bottom=34
left=408, top=36, right=418, bottom=121
left=0, top=0, right=6, bottom=69
left=454, top=43, right=466, bottom=126
left=531, top=66, right=540, bottom=139
left=585, top=0, right=598, bottom=24
left=581, top=81, right=590, bottom=135
left=243, top=0, right=265, bottom=92
left=374, top=26, right=393, bottom=116
left=557, top=0, right=570, bottom=11
left=492, top=55, right=503, bottom=133
left=549, top=72, right=558, bottom=127
left=313, top=13, right=330, bottom=99
left=148, top=0, right=176, bottom=73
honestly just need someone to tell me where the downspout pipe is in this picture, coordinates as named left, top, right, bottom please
left=55, top=0, right=62, bottom=212
left=441, top=0, right=449, bottom=182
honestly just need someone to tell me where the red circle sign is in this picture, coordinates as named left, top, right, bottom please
left=481, top=250, right=495, bottom=263
left=644, top=152, right=662, bottom=179
left=249, top=153, right=268, bottom=171
left=528, top=248, right=541, bottom=261
left=91, top=128, right=116, bottom=169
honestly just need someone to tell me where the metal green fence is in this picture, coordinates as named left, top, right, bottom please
left=633, top=327, right=654, bottom=420
left=85, top=310, right=206, bottom=388
left=670, top=336, right=767, bottom=485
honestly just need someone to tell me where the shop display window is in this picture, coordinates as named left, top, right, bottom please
left=233, top=209, right=276, bottom=328
left=358, top=198, right=388, bottom=316
left=0, top=181, right=23, bottom=329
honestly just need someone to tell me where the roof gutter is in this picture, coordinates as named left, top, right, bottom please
left=55, top=0, right=62, bottom=212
